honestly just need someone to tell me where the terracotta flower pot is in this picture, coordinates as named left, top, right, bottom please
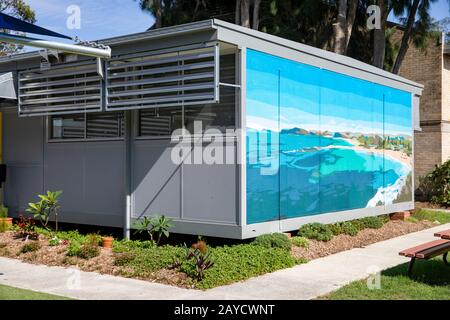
left=101, top=236, right=114, bottom=249
left=0, top=217, right=13, bottom=228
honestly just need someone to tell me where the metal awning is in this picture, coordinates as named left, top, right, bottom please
left=0, top=12, right=72, bottom=40
left=0, top=12, right=111, bottom=59
left=0, top=72, right=16, bottom=100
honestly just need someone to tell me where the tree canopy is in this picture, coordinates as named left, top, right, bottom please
left=136, top=0, right=445, bottom=73
left=0, top=0, right=35, bottom=55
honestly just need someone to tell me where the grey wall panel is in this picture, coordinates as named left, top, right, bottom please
left=3, top=110, right=44, bottom=215
left=132, top=139, right=181, bottom=219
left=44, top=141, right=125, bottom=227
left=4, top=110, right=44, bottom=160
left=182, top=160, right=238, bottom=224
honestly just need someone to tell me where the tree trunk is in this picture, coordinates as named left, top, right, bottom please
left=392, top=0, right=420, bottom=74
left=235, top=0, right=241, bottom=25
left=240, top=0, right=250, bottom=28
left=333, top=0, right=348, bottom=54
left=252, top=0, right=261, bottom=30
left=154, top=0, right=162, bottom=29
left=373, top=0, right=388, bottom=69
left=344, top=0, right=357, bottom=54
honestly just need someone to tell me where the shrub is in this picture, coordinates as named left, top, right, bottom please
left=77, top=244, right=100, bottom=259
left=26, top=191, right=62, bottom=231
left=66, top=241, right=81, bottom=257
left=291, top=236, right=309, bottom=248
left=48, top=237, right=60, bottom=246
left=330, top=222, right=360, bottom=236
left=132, top=215, right=173, bottom=245
left=417, top=160, right=450, bottom=206
left=341, top=222, right=359, bottom=236
left=179, top=242, right=214, bottom=281
left=16, top=215, right=36, bottom=239
left=359, top=216, right=384, bottom=229
left=114, top=252, right=137, bottom=266
left=0, top=205, right=8, bottom=218
left=329, top=223, right=344, bottom=235
left=0, top=221, right=7, bottom=233
left=253, top=233, right=292, bottom=251
left=298, top=223, right=333, bottom=241
left=20, top=241, right=41, bottom=253
left=86, top=233, right=101, bottom=246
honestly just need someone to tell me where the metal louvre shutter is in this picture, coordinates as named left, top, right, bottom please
left=86, top=112, right=124, bottom=138
left=18, top=61, right=102, bottom=116
left=106, top=43, right=219, bottom=111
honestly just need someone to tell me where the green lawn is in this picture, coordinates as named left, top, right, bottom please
left=0, top=284, right=71, bottom=300
left=413, top=209, right=450, bottom=224
left=324, top=257, right=450, bottom=300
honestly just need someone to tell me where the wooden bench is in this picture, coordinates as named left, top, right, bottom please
left=399, top=239, right=450, bottom=277
left=434, top=229, right=450, bottom=240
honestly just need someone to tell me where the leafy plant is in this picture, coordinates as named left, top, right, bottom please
left=150, top=215, right=173, bottom=245
left=20, top=241, right=41, bottom=253
left=66, top=241, right=81, bottom=257
left=0, top=221, right=7, bottom=233
left=67, top=241, right=100, bottom=259
left=16, top=215, right=36, bottom=240
left=132, top=215, right=173, bottom=245
left=358, top=216, right=384, bottom=229
left=291, top=236, right=309, bottom=248
left=48, top=237, right=60, bottom=246
left=0, top=205, right=8, bottom=218
left=26, top=191, right=62, bottom=231
left=298, top=223, right=333, bottom=242
left=417, top=160, right=450, bottom=206
left=253, top=233, right=292, bottom=251
left=114, top=252, right=137, bottom=266
left=341, top=222, right=359, bottom=236
left=86, top=233, right=101, bottom=246
left=181, top=242, right=214, bottom=281
left=77, top=244, right=100, bottom=259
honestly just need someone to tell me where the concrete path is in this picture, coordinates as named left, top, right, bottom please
left=1, top=223, right=449, bottom=300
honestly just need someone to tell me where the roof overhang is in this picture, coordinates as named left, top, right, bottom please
left=0, top=18, right=424, bottom=95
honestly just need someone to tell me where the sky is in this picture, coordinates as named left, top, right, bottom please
left=428, top=0, right=450, bottom=21
left=18, top=0, right=449, bottom=51
left=22, top=0, right=155, bottom=46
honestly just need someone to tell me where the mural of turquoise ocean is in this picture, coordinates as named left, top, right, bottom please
left=246, top=49, right=413, bottom=224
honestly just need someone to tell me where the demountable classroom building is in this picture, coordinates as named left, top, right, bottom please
left=0, top=19, right=423, bottom=239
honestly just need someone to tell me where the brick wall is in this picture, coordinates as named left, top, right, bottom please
left=391, top=30, right=445, bottom=185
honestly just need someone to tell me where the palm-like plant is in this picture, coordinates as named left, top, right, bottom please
left=132, top=215, right=174, bottom=245
left=26, top=190, right=62, bottom=231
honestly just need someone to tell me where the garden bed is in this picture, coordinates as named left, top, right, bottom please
left=292, top=220, right=435, bottom=260
left=0, top=210, right=445, bottom=290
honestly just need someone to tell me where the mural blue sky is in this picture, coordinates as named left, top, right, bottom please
left=247, top=50, right=412, bottom=137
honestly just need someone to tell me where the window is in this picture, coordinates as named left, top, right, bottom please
left=51, top=115, right=85, bottom=140
left=137, top=53, right=237, bottom=137
left=50, top=112, right=124, bottom=140
left=184, top=86, right=236, bottom=134
left=138, top=107, right=182, bottom=137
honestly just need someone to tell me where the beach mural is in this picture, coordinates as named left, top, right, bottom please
left=246, top=49, right=412, bottom=224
